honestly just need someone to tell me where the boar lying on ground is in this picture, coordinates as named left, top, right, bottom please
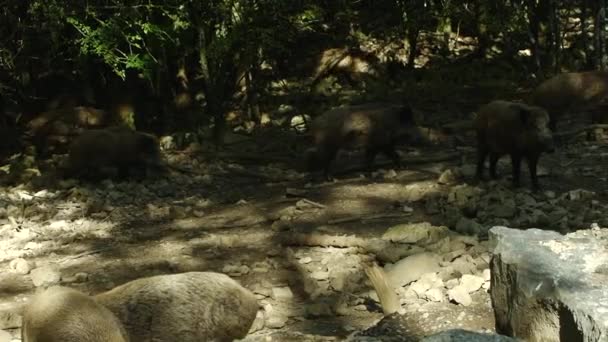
left=94, top=272, right=259, bottom=342
left=529, top=71, right=608, bottom=130
left=307, top=102, right=422, bottom=180
left=63, top=126, right=163, bottom=180
left=22, top=286, right=128, bottom=342
left=475, top=100, right=555, bottom=189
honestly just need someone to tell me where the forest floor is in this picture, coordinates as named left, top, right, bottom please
left=1, top=105, right=608, bottom=341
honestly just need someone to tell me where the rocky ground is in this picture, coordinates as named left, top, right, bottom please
left=1, top=118, right=608, bottom=341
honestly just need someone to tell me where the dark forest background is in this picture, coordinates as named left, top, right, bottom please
left=1, top=0, right=607, bottom=160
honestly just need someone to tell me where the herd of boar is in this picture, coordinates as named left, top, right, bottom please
left=23, top=70, right=607, bottom=190
left=307, top=70, right=608, bottom=189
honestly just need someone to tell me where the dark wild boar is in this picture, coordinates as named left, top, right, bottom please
left=94, top=272, right=259, bottom=342
left=475, top=100, right=555, bottom=189
left=64, top=126, right=163, bottom=180
left=22, top=286, right=129, bottom=342
left=529, top=71, right=608, bottom=130
left=307, top=102, right=421, bottom=180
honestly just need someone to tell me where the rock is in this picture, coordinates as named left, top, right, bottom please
left=421, top=329, right=518, bottom=341
left=0, top=302, right=22, bottom=329
left=248, top=310, right=266, bottom=333
left=386, top=252, right=442, bottom=287
left=450, top=255, right=477, bottom=275
left=447, top=286, right=472, bottom=306
left=271, top=286, right=294, bottom=301
left=454, top=217, right=484, bottom=235
left=437, top=169, right=458, bottom=184
left=459, top=274, right=484, bottom=293
left=490, top=226, right=608, bottom=342
left=424, top=288, right=445, bottom=302
left=9, top=258, right=31, bottom=275
left=482, top=268, right=491, bottom=282
left=563, top=189, right=595, bottom=201
left=382, top=222, right=450, bottom=244
left=311, top=270, right=329, bottom=280
left=30, top=265, right=61, bottom=287
left=488, top=198, right=517, bottom=218
left=445, top=278, right=459, bottom=289
left=290, top=114, right=310, bottom=132
left=299, top=257, right=312, bottom=264
left=447, top=185, right=482, bottom=208
left=305, top=302, right=333, bottom=317
left=409, top=272, right=443, bottom=297
left=0, top=329, right=10, bottom=342
left=265, top=310, right=288, bottom=329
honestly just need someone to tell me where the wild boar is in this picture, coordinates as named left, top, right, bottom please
left=529, top=71, right=608, bottom=130
left=22, top=286, right=128, bottom=342
left=475, top=100, right=555, bottom=189
left=63, top=126, right=162, bottom=180
left=307, top=102, right=421, bottom=180
left=94, top=272, right=259, bottom=342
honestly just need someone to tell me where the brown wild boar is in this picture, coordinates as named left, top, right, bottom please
left=475, top=100, right=555, bottom=189
left=94, top=272, right=259, bottom=342
left=529, top=71, right=608, bottom=130
left=64, top=126, right=163, bottom=180
left=22, top=286, right=128, bottom=342
left=307, top=102, right=421, bottom=180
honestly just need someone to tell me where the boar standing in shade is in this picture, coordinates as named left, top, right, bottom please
left=529, top=71, right=608, bottom=130
left=307, top=102, right=421, bottom=180
left=22, top=286, right=128, bottom=342
left=94, top=271, right=259, bottom=342
left=475, top=100, right=555, bottom=189
left=64, top=126, right=163, bottom=180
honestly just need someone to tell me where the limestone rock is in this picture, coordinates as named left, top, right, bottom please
left=490, top=226, right=608, bottom=342
left=0, top=329, right=11, bottom=342
left=459, top=274, right=484, bottom=293
left=30, top=265, right=61, bottom=287
left=447, top=286, right=472, bottom=306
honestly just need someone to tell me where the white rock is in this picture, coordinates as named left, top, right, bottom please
left=265, top=312, right=288, bottom=329
left=311, top=271, right=329, bottom=280
left=9, top=258, right=31, bottom=275
left=482, top=268, right=491, bottom=282
left=271, top=286, right=294, bottom=301
left=448, top=285, right=472, bottom=306
left=299, top=257, right=312, bottom=264
left=460, top=274, right=485, bottom=293
left=0, top=329, right=11, bottom=342
left=425, top=288, right=445, bottom=302
left=30, top=265, right=61, bottom=287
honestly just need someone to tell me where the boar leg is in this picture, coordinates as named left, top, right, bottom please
left=489, top=153, right=499, bottom=179
left=548, top=116, right=557, bottom=131
left=475, top=147, right=488, bottom=180
left=381, top=145, right=402, bottom=169
left=527, top=154, right=540, bottom=190
left=510, top=153, right=522, bottom=187
left=364, top=147, right=380, bottom=176
left=320, top=147, right=338, bottom=181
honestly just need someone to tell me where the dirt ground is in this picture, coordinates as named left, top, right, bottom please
left=1, top=110, right=608, bottom=341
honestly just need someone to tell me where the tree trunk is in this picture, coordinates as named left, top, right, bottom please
left=548, top=0, right=560, bottom=72
left=406, top=28, right=419, bottom=68
left=527, top=0, right=542, bottom=76
left=594, top=0, right=607, bottom=70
